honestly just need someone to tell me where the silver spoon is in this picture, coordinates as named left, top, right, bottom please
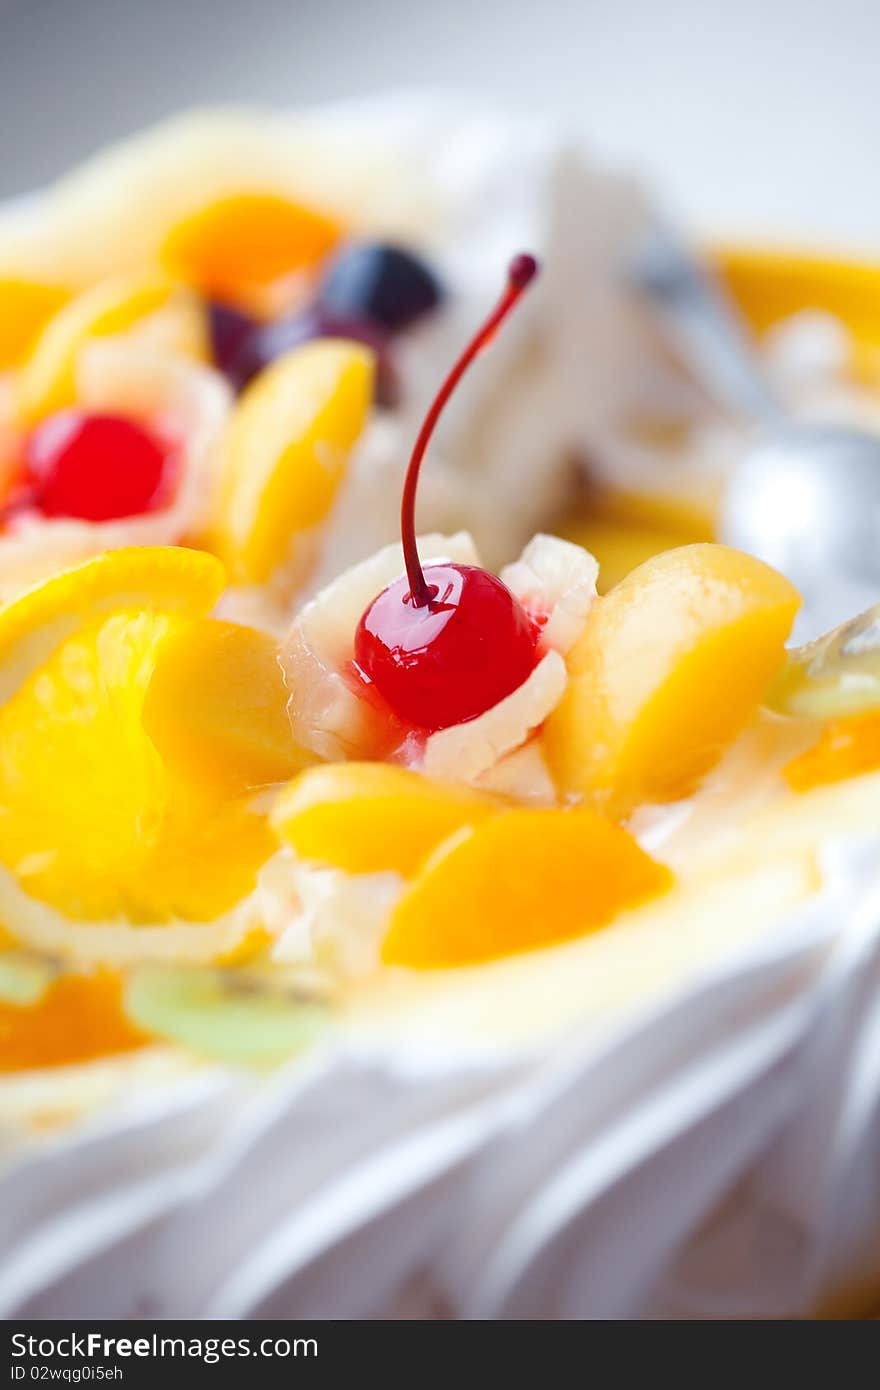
left=631, top=228, right=880, bottom=636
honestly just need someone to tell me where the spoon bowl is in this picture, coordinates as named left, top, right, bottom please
left=719, top=424, right=880, bottom=636
left=632, top=228, right=880, bottom=632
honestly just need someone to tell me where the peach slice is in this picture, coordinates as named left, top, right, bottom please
left=160, top=192, right=341, bottom=305
left=271, top=762, right=502, bottom=877
left=783, top=712, right=880, bottom=793
left=0, top=971, right=147, bottom=1072
left=544, top=543, right=800, bottom=817
left=383, top=806, right=672, bottom=968
left=560, top=515, right=708, bottom=594
left=144, top=618, right=312, bottom=796
left=0, top=278, right=69, bottom=370
left=213, top=339, right=374, bottom=585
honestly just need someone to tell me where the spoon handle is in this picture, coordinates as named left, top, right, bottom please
left=630, top=226, right=784, bottom=425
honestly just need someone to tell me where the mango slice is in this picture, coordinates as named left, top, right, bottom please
left=0, top=971, right=147, bottom=1071
left=382, top=806, right=672, bottom=967
left=544, top=544, right=800, bottom=817
left=0, top=279, right=70, bottom=370
left=784, top=712, right=880, bottom=793
left=144, top=618, right=312, bottom=795
left=213, top=339, right=374, bottom=584
left=160, top=193, right=341, bottom=304
left=271, top=762, right=502, bottom=877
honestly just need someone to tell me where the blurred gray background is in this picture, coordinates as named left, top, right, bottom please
left=1, top=0, right=878, bottom=249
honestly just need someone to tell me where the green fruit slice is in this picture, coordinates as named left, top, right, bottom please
left=767, top=604, right=880, bottom=720
left=0, top=951, right=56, bottom=1006
left=124, top=965, right=329, bottom=1066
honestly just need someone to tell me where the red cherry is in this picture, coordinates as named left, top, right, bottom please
left=354, top=253, right=540, bottom=732
left=22, top=411, right=174, bottom=522
left=355, top=563, right=537, bottom=731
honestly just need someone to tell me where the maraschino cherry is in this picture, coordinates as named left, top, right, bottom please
left=19, top=411, right=174, bottom=522
left=354, top=253, right=540, bottom=732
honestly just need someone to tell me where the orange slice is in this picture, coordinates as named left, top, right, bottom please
left=144, top=617, right=311, bottom=796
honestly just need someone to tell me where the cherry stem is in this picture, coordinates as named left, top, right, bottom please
left=400, top=252, right=539, bottom=607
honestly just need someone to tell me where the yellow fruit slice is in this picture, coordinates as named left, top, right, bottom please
left=544, top=544, right=800, bottom=817
left=213, top=339, right=374, bottom=583
left=783, top=712, right=880, bottom=793
left=715, top=246, right=880, bottom=384
left=0, top=278, right=70, bottom=370
left=160, top=192, right=341, bottom=303
left=557, top=486, right=716, bottom=594
left=383, top=806, right=672, bottom=968
left=0, top=546, right=274, bottom=939
left=16, top=272, right=206, bottom=423
left=272, top=762, right=503, bottom=877
left=131, top=777, right=277, bottom=923
left=0, top=608, right=274, bottom=921
left=144, top=617, right=312, bottom=795
left=0, top=971, right=147, bottom=1072
left=558, top=516, right=708, bottom=594
left=0, top=606, right=175, bottom=919
left=0, top=545, right=224, bottom=704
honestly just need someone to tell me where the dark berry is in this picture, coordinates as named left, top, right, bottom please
left=316, top=242, right=443, bottom=335
left=208, top=300, right=257, bottom=378
left=229, top=309, right=397, bottom=406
